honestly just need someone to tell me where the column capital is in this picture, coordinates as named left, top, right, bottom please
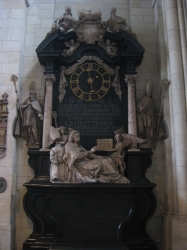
left=125, top=74, right=137, bottom=87
left=44, top=74, right=56, bottom=86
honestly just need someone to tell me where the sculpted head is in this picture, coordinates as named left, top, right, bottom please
left=30, top=93, right=36, bottom=101
left=57, top=126, right=65, bottom=135
left=65, top=6, right=71, bottom=14
left=114, top=133, right=122, bottom=143
left=69, top=130, right=80, bottom=143
left=111, top=7, right=117, bottom=15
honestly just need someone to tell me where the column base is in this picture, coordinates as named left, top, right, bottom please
left=161, top=213, right=173, bottom=250
left=172, top=215, right=187, bottom=250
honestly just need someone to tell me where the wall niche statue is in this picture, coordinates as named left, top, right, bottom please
left=13, top=81, right=43, bottom=148
left=137, top=79, right=165, bottom=148
left=0, top=93, right=9, bottom=158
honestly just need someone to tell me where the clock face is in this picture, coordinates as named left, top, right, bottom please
left=70, top=62, right=111, bottom=101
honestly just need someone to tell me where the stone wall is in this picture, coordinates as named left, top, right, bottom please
left=0, top=0, right=167, bottom=249
left=0, top=1, right=27, bottom=250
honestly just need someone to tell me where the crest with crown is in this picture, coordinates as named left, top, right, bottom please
left=76, top=9, right=106, bottom=44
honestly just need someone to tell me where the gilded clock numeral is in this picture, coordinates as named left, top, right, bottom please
left=103, top=80, right=110, bottom=84
left=72, top=87, right=79, bottom=93
left=87, top=63, right=93, bottom=71
left=71, top=80, right=78, bottom=84
left=102, top=72, right=108, bottom=77
left=89, top=94, right=92, bottom=101
left=78, top=92, right=84, bottom=99
left=100, top=86, right=109, bottom=92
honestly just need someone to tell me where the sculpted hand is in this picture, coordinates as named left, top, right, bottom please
left=90, top=146, right=97, bottom=153
left=38, top=113, right=44, bottom=120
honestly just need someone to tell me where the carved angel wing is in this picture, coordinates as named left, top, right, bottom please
left=122, top=133, right=146, bottom=147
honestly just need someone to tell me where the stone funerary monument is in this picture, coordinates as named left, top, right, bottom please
left=17, top=6, right=164, bottom=250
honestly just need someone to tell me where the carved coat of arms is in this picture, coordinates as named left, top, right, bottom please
left=75, top=9, right=107, bottom=44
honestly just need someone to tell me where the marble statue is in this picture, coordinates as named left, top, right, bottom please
left=47, top=6, right=75, bottom=36
left=99, top=39, right=118, bottom=57
left=14, top=82, right=43, bottom=147
left=109, top=132, right=146, bottom=175
left=64, top=130, right=130, bottom=183
left=107, top=7, right=137, bottom=39
left=61, top=39, right=80, bottom=57
left=49, top=126, right=78, bottom=182
left=137, top=80, right=165, bottom=148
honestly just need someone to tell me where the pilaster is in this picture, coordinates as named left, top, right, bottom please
left=40, top=74, right=56, bottom=151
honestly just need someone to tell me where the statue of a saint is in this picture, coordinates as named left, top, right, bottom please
left=14, top=82, right=43, bottom=146
left=63, top=130, right=130, bottom=183
left=137, top=80, right=164, bottom=147
left=107, top=7, right=136, bottom=39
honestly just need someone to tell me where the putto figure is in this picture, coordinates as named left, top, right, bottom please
left=99, top=39, right=118, bottom=58
left=107, top=7, right=137, bottom=39
left=14, top=82, right=43, bottom=147
left=109, top=132, right=146, bottom=175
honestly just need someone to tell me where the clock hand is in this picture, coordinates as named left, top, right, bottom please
left=87, top=69, right=95, bottom=93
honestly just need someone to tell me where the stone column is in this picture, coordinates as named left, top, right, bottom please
left=40, top=75, right=56, bottom=151
left=165, top=0, right=187, bottom=217
left=125, top=75, right=137, bottom=144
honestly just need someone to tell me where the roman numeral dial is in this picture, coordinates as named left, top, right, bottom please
left=70, top=62, right=111, bottom=101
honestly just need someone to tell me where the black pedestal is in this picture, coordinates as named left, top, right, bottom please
left=23, top=149, right=156, bottom=250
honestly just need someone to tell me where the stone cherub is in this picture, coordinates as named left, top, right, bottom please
left=99, top=39, right=118, bottom=57
left=61, top=39, right=80, bottom=57
left=109, top=131, right=146, bottom=176
left=107, top=7, right=137, bottom=39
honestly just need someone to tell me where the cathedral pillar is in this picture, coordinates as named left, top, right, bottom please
left=125, top=74, right=137, bottom=148
left=165, top=0, right=187, bottom=216
left=164, top=0, right=187, bottom=248
left=40, top=75, right=56, bottom=151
